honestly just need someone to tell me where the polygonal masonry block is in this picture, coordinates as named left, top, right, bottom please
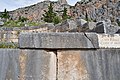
left=57, top=50, right=89, bottom=80
left=0, top=49, right=56, bottom=80
left=57, top=49, right=120, bottom=80
left=19, top=32, right=98, bottom=49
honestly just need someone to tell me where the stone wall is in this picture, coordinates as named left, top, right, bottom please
left=0, top=32, right=120, bottom=80
left=0, top=26, right=50, bottom=43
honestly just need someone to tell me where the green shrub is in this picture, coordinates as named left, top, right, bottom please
left=18, top=16, right=28, bottom=22
left=26, top=22, right=43, bottom=26
left=4, top=20, right=25, bottom=27
left=117, top=22, right=120, bottom=26
left=0, top=42, right=18, bottom=48
left=53, top=16, right=62, bottom=24
left=3, top=20, right=44, bottom=27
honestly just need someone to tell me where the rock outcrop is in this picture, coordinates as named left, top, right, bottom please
left=58, top=0, right=67, bottom=4
left=73, top=0, right=119, bottom=21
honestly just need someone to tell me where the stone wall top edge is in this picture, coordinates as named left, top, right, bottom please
left=20, top=32, right=120, bottom=35
left=0, top=49, right=20, bottom=51
left=20, top=32, right=98, bottom=34
left=0, top=26, right=44, bottom=31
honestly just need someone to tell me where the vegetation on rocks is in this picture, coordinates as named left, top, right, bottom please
left=4, top=20, right=25, bottom=27
left=0, top=42, right=18, bottom=48
left=0, top=9, right=43, bottom=27
left=43, top=3, right=57, bottom=23
left=116, top=19, right=120, bottom=26
left=62, top=7, right=71, bottom=20
left=53, top=16, right=62, bottom=24
left=42, top=2, right=70, bottom=24
left=3, top=20, right=43, bottom=27
left=118, top=22, right=120, bottom=26
left=18, top=16, right=28, bottom=22
left=0, top=9, right=10, bottom=19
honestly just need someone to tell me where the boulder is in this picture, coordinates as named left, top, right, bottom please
left=80, top=19, right=88, bottom=26
left=93, top=21, right=105, bottom=33
left=76, top=19, right=87, bottom=26
left=41, top=23, right=55, bottom=30
left=105, top=25, right=119, bottom=34
left=0, top=21, right=4, bottom=26
left=76, top=19, right=89, bottom=32
left=116, top=29, right=120, bottom=33
left=88, top=22, right=96, bottom=30
left=67, top=19, right=78, bottom=30
left=69, top=28, right=79, bottom=32
left=53, top=19, right=77, bottom=32
left=53, top=22, right=69, bottom=32
left=93, top=20, right=119, bottom=34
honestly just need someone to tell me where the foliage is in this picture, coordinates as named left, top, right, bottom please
left=43, top=3, right=56, bottom=23
left=116, top=19, right=120, bottom=26
left=42, top=3, right=71, bottom=24
left=3, top=19, right=44, bottom=27
left=53, top=16, right=62, bottom=24
left=0, top=42, right=18, bottom=48
left=118, top=22, right=120, bottom=26
left=26, top=22, right=43, bottom=26
left=0, top=9, right=10, bottom=19
left=4, top=20, right=24, bottom=27
left=85, top=12, right=88, bottom=21
left=18, top=16, right=28, bottom=22
left=62, top=7, right=70, bottom=20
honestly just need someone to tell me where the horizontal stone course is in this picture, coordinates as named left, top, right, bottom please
left=19, top=32, right=99, bottom=49
left=0, top=26, right=46, bottom=31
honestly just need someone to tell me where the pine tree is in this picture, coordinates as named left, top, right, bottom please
left=85, top=12, right=88, bottom=21
left=0, top=9, right=10, bottom=19
left=43, top=3, right=56, bottom=23
left=62, top=7, right=70, bottom=20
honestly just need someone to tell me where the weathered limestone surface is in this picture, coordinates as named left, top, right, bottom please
left=57, top=49, right=120, bottom=80
left=98, top=34, right=120, bottom=48
left=57, top=50, right=89, bottom=80
left=19, top=32, right=99, bottom=49
left=0, top=49, right=56, bottom=80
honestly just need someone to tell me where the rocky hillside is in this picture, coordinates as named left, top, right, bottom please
left=9, top=0, right=70, bottom=21
left=8, top=0, right=120, bottom=23
left=0, top=0, right=119, bottom=28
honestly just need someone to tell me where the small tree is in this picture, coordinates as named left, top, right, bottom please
left=85, top=12, right=88, bottom=20
left=62, top=7, right=70, bottom=20
left=53, top=16, right=61, bottom=24
left=0, top=9, right=10, bottom=19
left=43, top=3, right=56, bottom=23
